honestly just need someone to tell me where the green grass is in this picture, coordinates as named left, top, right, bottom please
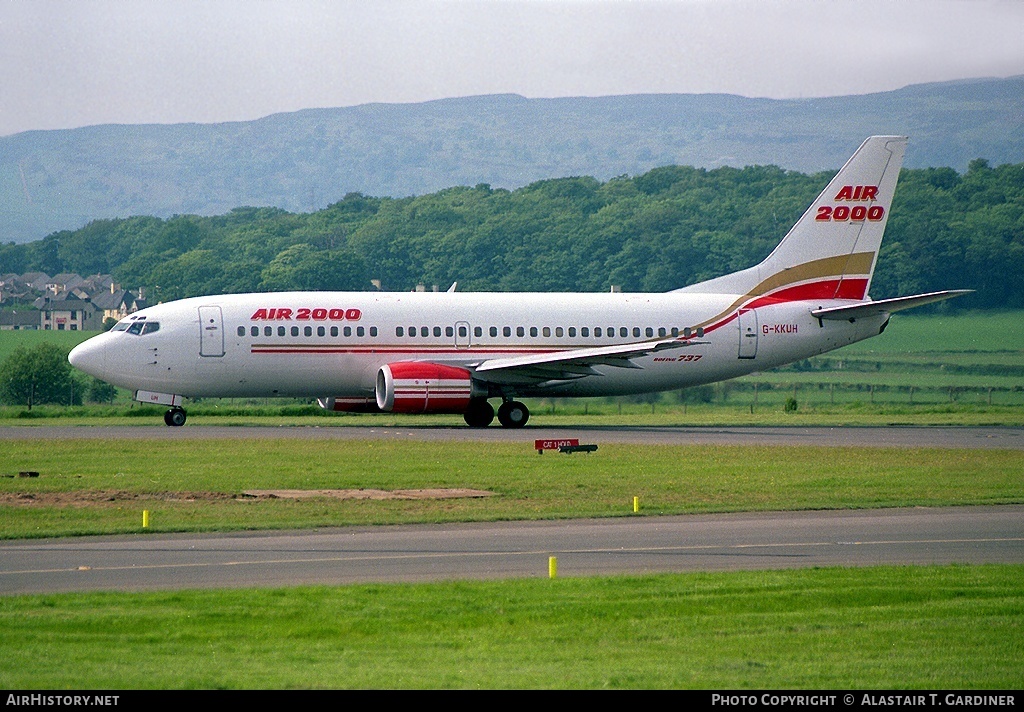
left=2, top=439, right=1021, bottom=539
left=0, top=328, right=95, bottom=363
left=854, top=310, right=1024, bottom=353
left=1, top=565, right=1021, bottom=689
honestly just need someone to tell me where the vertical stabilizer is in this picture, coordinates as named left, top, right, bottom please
left=677, top=136, right=907, bottom=301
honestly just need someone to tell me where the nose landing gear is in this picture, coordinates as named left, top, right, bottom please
left=163, top=407, right=187, bottom=427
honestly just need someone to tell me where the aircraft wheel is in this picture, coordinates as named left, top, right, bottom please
left=165, top=408, right=187, bottom=427
left=464, top=399, right=495, bottom=428
left=497, top=400, right=529, bottom=428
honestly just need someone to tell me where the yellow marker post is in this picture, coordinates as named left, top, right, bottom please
left=142, top=510, right=150, bottom=528
left=548, top=556, right=557, bottom=579
left=633, top=496, right=639, bottom=513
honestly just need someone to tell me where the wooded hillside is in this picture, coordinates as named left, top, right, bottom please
left=1, top=159, right=1021, bottom=310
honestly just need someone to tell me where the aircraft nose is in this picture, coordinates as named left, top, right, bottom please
left=68, top=337, right=109, bottom=380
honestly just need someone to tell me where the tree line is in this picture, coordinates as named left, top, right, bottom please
left=0, top=343, right=115, bottom=408
left=1, top=159, right=1021, bottom=309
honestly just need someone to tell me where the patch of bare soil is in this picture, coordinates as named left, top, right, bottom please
left=0, top=489, right=494, bottom=506
left=242, top=489, right=495, bottom=500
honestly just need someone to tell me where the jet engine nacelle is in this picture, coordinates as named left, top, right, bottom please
left=375, top=362, right=477, bottom=414
left=317, top=397, right=381, bottom=413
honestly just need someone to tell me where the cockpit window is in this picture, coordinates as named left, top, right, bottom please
left=123, top=320, right=160, bottom=336
left=112, top=321, right=131, bottom=331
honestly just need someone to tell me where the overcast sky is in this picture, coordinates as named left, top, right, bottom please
left=2, top=0, right=1022, bottom=137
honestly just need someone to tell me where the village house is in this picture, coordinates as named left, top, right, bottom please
left=0, top=272, right=148, bottom=331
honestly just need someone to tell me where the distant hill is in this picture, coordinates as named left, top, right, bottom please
left=2, top=76, right=1022, bottom=244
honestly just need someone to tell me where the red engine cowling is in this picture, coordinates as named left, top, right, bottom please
left=317, top=397, right=380, bottom=413
left=376, top=362, right=475, bottom=414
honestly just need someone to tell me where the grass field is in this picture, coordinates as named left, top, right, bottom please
left=2, top=565, right=1021, bottom=689
left=2, top=437, right=1021, bottom=689
left=2, top=439, right=1022, bottom=538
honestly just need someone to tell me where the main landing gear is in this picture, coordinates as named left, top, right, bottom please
left=462, top=399, right=530, bottom=428
left=163, top=407, right=187, bottom=427
left=497, top=399, right=529, bottom=428
left=463, top=399, right=494, bottom=428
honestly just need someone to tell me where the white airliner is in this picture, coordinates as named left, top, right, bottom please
left=70, top=136, right=968, bottom=427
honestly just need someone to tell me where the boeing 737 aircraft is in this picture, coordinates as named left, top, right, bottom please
left=69, top=136, right=968, bottom=427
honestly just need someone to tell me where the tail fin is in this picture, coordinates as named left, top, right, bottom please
left=677, top=135, right=907, bottom=301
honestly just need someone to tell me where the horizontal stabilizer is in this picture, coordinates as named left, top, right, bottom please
left=810, top=290, right=973, bottom=321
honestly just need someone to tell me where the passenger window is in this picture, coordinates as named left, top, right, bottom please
left=555, top=327, right=563, bottom=337
left=581, top=327, right=590, bottom=337
left=568, top=327, right=576, bottom=337
left=620, top=327, right=628, bottom=338
left=658, top=327, right=666, bottom=337
left=671, top=327, right=679, bottom=337
left=645, top=327, right=654, bottom=337
left=330, top=326, right=338, bottom=337
left=368, top=327, right=375, bottom=337
left=396, top=327, right=404, bottom=337
left=304, top=326, right=312, bottom=337
left=250, top=326, right=259, bottom=337
left=459, top=325, right=468, bottom=337
left=542, top=327, right=551, bottom=337
left=516, top=326, right=525, bottom=337
left=503, top=326, right=511, bottom=337
left=490, top=326, right=498, bottom=337
left=278, top=326, right=286, bottom=336
left=530, top=327, right=538, bottom=337
left=474, top=326, right=482, bottom=337
left=344, top=326, right=351, bottom=337
left=291, top=326, right=299, bottom=337
left=633, top=327, right=641, bottom=338
left=434, top=326, right=442, bottom=337
left=317, top=326, right=325, bottom=337
left=446, top=326, right=454, bottom=337
left=237, top=326, right=245, bottom=336
left=594, top=327, right=602, bottom=337
left=264, top=326, right=272, bottom=337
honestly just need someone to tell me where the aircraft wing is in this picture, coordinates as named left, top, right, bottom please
left=469, top=338, right=696, bottom=383
left=810, top=290, right=973, bottom=321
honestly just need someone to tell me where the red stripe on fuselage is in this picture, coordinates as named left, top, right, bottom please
left=744, top=278, right=868, bottom=310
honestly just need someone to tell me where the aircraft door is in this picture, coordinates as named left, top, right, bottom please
left=455, top=321, right=471, bottom=348
left=198, top=306, right=225, bottom=357
left=737, top=308, right=758, bottom=359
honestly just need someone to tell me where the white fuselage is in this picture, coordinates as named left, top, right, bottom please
left=69, top=290, right=887, bottom=401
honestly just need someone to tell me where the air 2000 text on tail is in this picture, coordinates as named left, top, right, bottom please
left=69, top=136, right=970, bottom=427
